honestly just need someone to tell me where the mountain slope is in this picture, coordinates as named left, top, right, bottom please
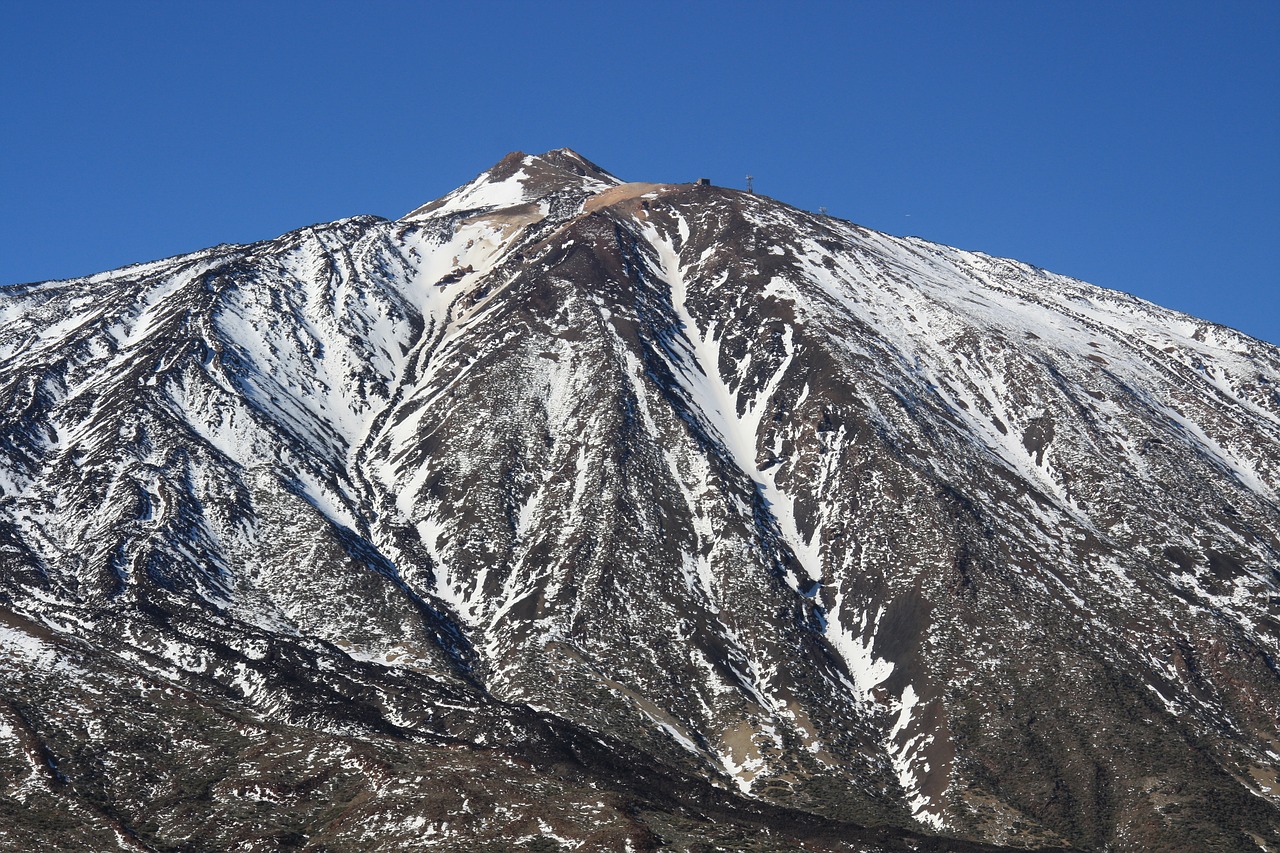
left=1, top=149, right=1277, bottom=852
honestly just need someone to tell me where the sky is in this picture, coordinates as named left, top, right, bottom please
left=2, top=1, right=1277, bottom=343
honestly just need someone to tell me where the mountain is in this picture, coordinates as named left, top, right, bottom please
left=1, top=148, right=1278, bottom=852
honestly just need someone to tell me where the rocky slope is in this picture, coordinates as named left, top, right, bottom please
left=1, top=148, right=1278, bottom=851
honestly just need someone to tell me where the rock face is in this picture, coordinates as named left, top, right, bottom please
left=1, top=148, right=1278, bottom=852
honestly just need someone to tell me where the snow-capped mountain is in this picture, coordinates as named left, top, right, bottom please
left=1, top=148, right=1277, bottom=852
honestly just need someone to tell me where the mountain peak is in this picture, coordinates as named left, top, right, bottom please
left=3, top=150, right=1279, bottom=851
left=529, top=146, right=614, bottom=178
left=402, top=147, right=620, bottom=221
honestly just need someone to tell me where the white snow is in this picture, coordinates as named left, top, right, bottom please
left=406, top=163, right=533, bottom=219
left=645, top=219, right=898, bottom=707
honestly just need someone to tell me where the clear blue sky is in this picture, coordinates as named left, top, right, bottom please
left=3, top=2, right=1277, bottom=343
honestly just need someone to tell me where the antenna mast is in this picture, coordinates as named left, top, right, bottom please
left=745, top=174, right=754, bottom=194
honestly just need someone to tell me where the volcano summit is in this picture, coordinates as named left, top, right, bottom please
left=0, top=149, right=1277, bottom=852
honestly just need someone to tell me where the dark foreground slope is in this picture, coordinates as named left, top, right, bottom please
left=1, top=150, right=1277, bottom=851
